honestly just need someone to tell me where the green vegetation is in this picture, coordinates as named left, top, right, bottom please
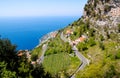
left=64, top=16, right=120, bottom=77
left=0, top=62, right=16, bottom=78
left=43, top=53, right=81, bottom=77
left=68, top=56, right=81, bottom=73
left=40, top=34, right=81, bottom=77
left=69, top=20, right=89, bottom=40
left=43, top=53, right=70, bottom=76
left=75, top=40, right=120, bottom=78
left=31, top=45, right=43, bottom=61
left=0, top=38, right=52, bottom=78
left=2, top=0, right=120, bottom=77
left=45, top=34, right=73, bottom=55
left=77, top=42, right=88, bottom=51
left=31, top=16, right=120, bottom=78
left=116, top=49, right=120, bottom=59
left=104, top=5, right=111, bottom=12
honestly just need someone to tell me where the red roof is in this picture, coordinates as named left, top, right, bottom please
left=79, top=37, right=85, bottom=42
left=66, top=29, right=73, bottom=34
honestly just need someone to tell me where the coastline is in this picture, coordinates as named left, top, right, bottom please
left=0, top=16, right=80, bottom=50
left=35, top=31, right=58, bottom=48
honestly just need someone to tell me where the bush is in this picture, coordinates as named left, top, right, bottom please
left=45, top=36, right=72, bottom=55
left=100, top=34, right=104, bottom=41
left=77, top=43, right=88, bottom=51
left=104, top=5, right=111, bottom=12
left=89, top=28, right=95, bottom=37
left=88, top=38, right=96, bottom=47
left=99, top=42, right=105, bottom=50
left=115, top=49, right=120, bottom=59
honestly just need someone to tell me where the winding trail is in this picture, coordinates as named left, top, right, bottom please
left=60, top=32, right=89, bottom=78
left=37, top=44, right=48, bottom=64
left=36, top=32, right=89, bottom=77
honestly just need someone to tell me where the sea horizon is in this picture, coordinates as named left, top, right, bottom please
left=0, top=16, right=81, bottom=50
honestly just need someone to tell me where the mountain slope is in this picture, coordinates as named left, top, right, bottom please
left=31, top=0, right=120, bottom=78
left=83, top=0, right=120, bottom=35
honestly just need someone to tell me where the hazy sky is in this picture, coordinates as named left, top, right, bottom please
left=0, top=0, right=87, bottom=17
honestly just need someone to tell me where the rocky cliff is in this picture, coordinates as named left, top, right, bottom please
left=83, top=0, right=120, bottom=34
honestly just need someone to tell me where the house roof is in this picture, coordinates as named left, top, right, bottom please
left=75, top=36, right=86, bottom=42
left=51, top=33, right=57, bottom=37
left=66, top=29, right=73, bottom=34
left=79, top=37, right=85, bottom=42
left=17, top=53, right=23, bottom=56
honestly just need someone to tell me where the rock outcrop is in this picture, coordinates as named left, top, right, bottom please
left=83, top=0, right=120, bottom=34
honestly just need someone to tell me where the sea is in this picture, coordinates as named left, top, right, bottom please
left=0, top=16, right=80, bottom=50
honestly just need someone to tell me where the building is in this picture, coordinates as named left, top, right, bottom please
left=31, top=61, right=36, bottom=65
left=51, top=31, right=58, bottom=38
left=66, top=29, right=73, bottom=37
left=72, top=35, right=87, bottom=45
left=17, top=50, right=24, bottom=57
left=39, top=31, right=58, bottom=46
left=17, top=50, right=31, bottom=59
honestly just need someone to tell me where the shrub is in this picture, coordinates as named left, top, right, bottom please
left=89, top=28, right=95, bottom=37
left=104, top=5, right=111, bottom=12
left=99, top=42, right=105, bottom=50
left=115, top=49, right=120, bottom=59
left=88, top=37, right=96, bottom=47
left=77, top=43, right=88, bottom=51
left=100, top=34, right=104, bottom=41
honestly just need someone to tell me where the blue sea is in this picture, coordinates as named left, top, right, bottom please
left=0, top=16, right=80, bottom=50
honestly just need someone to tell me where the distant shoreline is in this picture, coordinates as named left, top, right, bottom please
left=0, top=16, right=80, bottom=50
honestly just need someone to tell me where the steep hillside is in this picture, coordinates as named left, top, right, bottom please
left=31, top=0, right=120, bottom=78
left=83, top=0, right=120, bottom=35
left=62, top=0, right=120, bottom=77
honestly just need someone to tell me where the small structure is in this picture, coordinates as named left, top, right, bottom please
left=39, top=31, right=58, bottom=46
left=17, top=50, right=24, bottom=57
left=17, top=50, right=31, bottom=60
left=72, top=35, right=87, bottom=45
left=31, top=61, right=36, bottom=65
left=51, top=31, right=58, bottom=38
left=65, top=29, right=73, bottom=37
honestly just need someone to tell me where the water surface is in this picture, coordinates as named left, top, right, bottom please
left=0, top=16, right=80, bottom=50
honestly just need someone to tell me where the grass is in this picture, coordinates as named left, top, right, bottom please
left=66, top=56, right=81, bottom=75
left=76, top=40, right=120, bottom=78
left=43, top=53, right=70, bottom=75
left=31, top=45, right=43, bottom=61
left=43, top=53, right=81, bottom=77
left=45, top=34, right=73, bottom=55
left=76, top=44, right=105, bottom=78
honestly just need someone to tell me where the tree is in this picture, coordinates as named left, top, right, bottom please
left=115, top=49, right=120, bottom=59
left=18, top=62, right=31, bottom=77
left=0, top=38, right=18, bottom=71
left=77, top=43, right=88, bottom=51
left=88, top=38, right=96, bottom=47
left=0, top=62, right=16, bottom=78
left=65, top=42, right=73, bottom=54
left=89, top=28, right=95, bottom=37
left=0, top=38, right=17, bottom=62
left=0, top=38, right=51, bottom=78
left=31, top=64, right=52, bottom=78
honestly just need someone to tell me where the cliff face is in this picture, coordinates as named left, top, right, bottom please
left=83, top=0, right=120, bottom=33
